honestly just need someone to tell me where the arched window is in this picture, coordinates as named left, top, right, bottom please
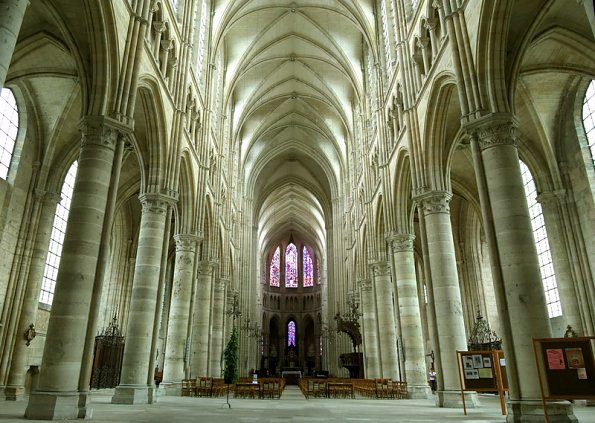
left=287, top=320, right=296, bottom=347
left=285, top=243, right=298, bottom=288
left=303, top=246, right=313, bottom=287
left=0, top=88, right=19, bottom=180
left=39, top=161, right=78, bottom=305
left=582, top=80, right=595, bottom=163
left=270, top=246, right=280, bottom=287
left=520, top=160, right=562, bottom=317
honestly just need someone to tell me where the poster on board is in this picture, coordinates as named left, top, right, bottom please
left=546, top=349, right=566, bottom=370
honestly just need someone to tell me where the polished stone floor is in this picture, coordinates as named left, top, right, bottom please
left=1, top=387, right=593, bottom=422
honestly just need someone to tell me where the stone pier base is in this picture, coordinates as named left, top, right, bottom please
left=24, top=390, right=81, bottom=420
left=4, top=386, right=25, bottom=401
left=407, top=384, right=431, bottom=399
left=436, top=390, right=480, bottom=408
left=506, top=400, right=577, bottom=423
left=112, top=385, right=150, bottom=404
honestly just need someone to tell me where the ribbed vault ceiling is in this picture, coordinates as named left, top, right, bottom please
left=213, top=0, right=375, bottom=255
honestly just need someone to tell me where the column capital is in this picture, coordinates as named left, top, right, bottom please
left=174, top=234, right=199, bottom=252
left=196, top=260, right=217, bottom=276
left=465, top=113, right=519, bottom=151
left=414, top=190, right=452, bottom=215
left=79, top=115, right=130, bottom=150
left=536, top=189, right=567, bottom=206
left=357, top=279, right=372, bottom=292
left=387, top=233, right=415, bottom=252
left=138, top=192, right=176, bottom=215
left=215, top=278, right=229, bottom=292
left=226, top=288, right=238, bottom=303
left=34, top=189, right=61, bottom=205
left=369, top=260, right=391, bottom=277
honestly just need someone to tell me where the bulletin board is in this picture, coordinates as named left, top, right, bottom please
left=456, top=350, right=508, bottom=415
left=533, top=336, right=595, bottom=391
left=532, top=336, right=595, bottom=423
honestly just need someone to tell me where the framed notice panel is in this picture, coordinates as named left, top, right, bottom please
left=456, top=350, right=508, bottom=415
left=532, top=337, right=595, bottom=399
left=532, top=336, right=595, bottom=423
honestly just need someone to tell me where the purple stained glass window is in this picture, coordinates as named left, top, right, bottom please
left=288, top=321, right=296, bottom=347
left=285, top=243, right=298, bottom=288
left=270, top=246, right=280, bottom=287
left=303, top=246, right=313, bottom=287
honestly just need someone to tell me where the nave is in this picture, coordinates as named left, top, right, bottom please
left=2, top=387, right=594, bottom=423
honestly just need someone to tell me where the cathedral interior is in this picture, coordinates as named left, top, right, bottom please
left=0, top=0, right=594, bottom=421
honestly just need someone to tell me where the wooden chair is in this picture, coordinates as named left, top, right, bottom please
left=393, top=381, right=408, bottom=399
left=375, top=378, right=392, bottom=399
left=181, top=379, right=193, bottom=396
left=311, top=379, right=327, bottom=398
left=196, top=377, right=213, bottom=397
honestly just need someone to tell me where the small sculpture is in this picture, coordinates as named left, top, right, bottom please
left=24, top=324, right=36, bottom=346
left=564, top=325, right=577, bottom=338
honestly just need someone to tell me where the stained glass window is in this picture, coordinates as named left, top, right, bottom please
left=520, top=160, right=562, bottom=318
left=270, top=246, right=280, bottom=287
left=0, top=88, right=19, bottom=179
left=303, top=246, right=313, bottom=287
left=285, top=243, right=298, bottom=288
left=288, top=321, right=296, bottom=347
left=39, top=161, right=78, bottom=305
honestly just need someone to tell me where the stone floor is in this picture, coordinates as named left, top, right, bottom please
left=1, top=387, right=594, bottom=423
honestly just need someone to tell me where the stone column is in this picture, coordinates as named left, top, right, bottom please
left=209, top=278, right=227, bottom=377
left=536, top=191, right=583, bottom=334
left=359, top=279, right=380, bottom=379
left=161, top=234, right=199, bottom=391
left=24, top=116, right=123, bottom=419
left=416, top=190, right=478, bottom=408
left=370, top=261, right=399, bottom=380
left=190, top=260, right=215, bottom=377
left=469, top=117, right=575, bottom=422
left=0, top=0, right=28, bottom=88
left=388, top=233, right=431, bottom=399
left=112, top=192, right=175, bottom=405
left=5, top=191, right=60, bottom=400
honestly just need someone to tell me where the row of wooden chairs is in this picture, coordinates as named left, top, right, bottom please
left=234, top=377, right=285, bottom=399
left=353, top=378, right=408, bottom=399
left=182, top=377, right=285, bottom=399
left=299, top=377, right=354, bottom=399
left=181, top=377, right=229, bottom=397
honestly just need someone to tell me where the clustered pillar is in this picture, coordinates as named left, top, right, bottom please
left=209, top=278, right=227, bottom=377
left=162, top=234, right=199, bottom=390
left=388, top=233, right=430, bottom=399
left=5, top=191, right=61, bottom=401
left=24, top=116, right=124, bottom=419
left=470, top=116, right=575, bottom=421
left=359, top=279, right=380, bottom=379
left=0, top=0, right=29, bottom=88
left=416, top=190, right=478, bottom=408
left=370, top=261, right=399, bottom=380
left=112, top=192, right=176, bottom=405
left=191, top=261, right=215, bottom=377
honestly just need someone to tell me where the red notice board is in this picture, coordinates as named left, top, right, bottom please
left=532, top=336, right=595, bottom=423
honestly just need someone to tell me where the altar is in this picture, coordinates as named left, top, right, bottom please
left=281, top=369, right=302, bottom=385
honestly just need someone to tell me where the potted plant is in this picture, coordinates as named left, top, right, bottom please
left=223, top=327, right=239, bottom=407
